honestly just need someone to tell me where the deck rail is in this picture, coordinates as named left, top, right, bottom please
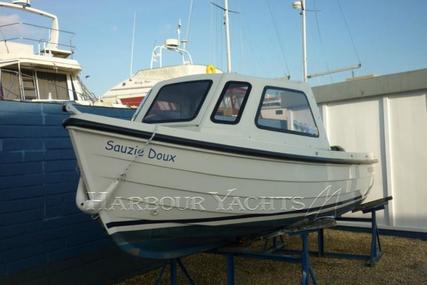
left=0, top=22, right=75, bottom=56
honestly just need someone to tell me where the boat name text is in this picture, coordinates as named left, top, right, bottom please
left=104, top=140, right=176, bottom=162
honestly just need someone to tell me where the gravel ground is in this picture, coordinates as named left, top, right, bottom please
left=115, top=230, right=427, bottom=285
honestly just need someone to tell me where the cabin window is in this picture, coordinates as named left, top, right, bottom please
left=0, top=69, right=21, bottom=100
left=0, top=69, right=69, bottom=101
left=211, top=81, right=251, bottom=124
left=37, top=72, right=69, bottom=100
left=143, top=80, right=212, bottom=123
left=0, top=69, right=37, bottom=100
left=256, top=87, right=319, bottom=137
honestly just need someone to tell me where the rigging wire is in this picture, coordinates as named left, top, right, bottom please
left=336, top=0, right=361, bottom=64
left=265, top=0, right=291, bottom=78
left=185, top=0, right=194, bottom=45
left=235, top=0, right=244, bottom=73
left=234, top=2, right=260, bottom=76
left=212, top=4, right=223, bottom=69
left=312, top=0, right=334, bottom=83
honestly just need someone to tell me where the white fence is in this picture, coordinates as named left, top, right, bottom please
left=313, top=69, right=427, bottom=233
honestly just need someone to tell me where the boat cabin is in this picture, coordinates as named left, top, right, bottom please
left=0, top=62, right=81, bottom=101
left=132, top=73, right=331, bottom=150
left=0, top=1, right=95, bottom=104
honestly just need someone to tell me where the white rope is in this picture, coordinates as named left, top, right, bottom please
left=118, top=124, right=158, bottom=182
left=76, top=125, right=159, bottom=215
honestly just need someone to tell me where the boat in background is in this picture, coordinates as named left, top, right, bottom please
left=101, top=22, right=221, bottom=108
left=0, top=0, right=113, bottom=106
left=64, top=73, right=376, bottom=259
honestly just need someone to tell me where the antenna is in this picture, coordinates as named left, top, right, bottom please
left=177, top=19, right=182, bottom=43
left=150, top=20, right=194, bottom=69
left=129, top=12, right=136, bottom=77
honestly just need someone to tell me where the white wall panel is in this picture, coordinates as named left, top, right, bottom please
left=318, top=91, right=427, bottom=232
left=388, top=93, right=427, bottom=229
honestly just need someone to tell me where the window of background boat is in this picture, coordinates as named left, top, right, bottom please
left=143, top=80, right=212, bottom=123
left=0, top=69, right=38, bottom=100
left=37, top=72, right=69, bottom=100
left=256, top=87, right=319, bottom=137
left=0, top=69, right=21, bottom=100
left=211, top=81, right=251, bottom=124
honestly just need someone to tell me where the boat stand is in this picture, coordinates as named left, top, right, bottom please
left=151, top=197, right=392, bottom=284
left=214, top=217, right=336, bottom=285
left=155, top=258, right=195, bottom=285
left=316, top=196, right=393, bottom=266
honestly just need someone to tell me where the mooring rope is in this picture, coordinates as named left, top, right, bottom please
left=118, top=124, right=158, bottom=182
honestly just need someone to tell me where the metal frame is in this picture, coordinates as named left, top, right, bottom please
left=140, top=197, right=392, bottom=284
left=320, top=196, right=393, bottom=266
left=155, top=258, right=195, bottom=285
left=212, top=218, right=337, bottom=285
left=219, top=230, right=320, bottom=285
left=291, top=197, right=392, bottom=267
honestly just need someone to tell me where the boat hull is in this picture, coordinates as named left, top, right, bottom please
left=65, top=117, right=375, bottom=259
left=110, top=198, right=362, bottom=259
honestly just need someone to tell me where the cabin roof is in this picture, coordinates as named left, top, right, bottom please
left=158, top=72, right=311, bottom=92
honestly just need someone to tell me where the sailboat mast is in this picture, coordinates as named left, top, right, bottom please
left=224, top=0, right=232, bottom=73
left=301, top=0, right=307, bottom=82
left=293, top=0, right=307, bottom=82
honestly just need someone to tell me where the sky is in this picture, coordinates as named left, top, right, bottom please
left=1, top=0, right=427, bottom=96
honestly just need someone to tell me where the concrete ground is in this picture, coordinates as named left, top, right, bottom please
left=116, top=229, right=427, bottom=285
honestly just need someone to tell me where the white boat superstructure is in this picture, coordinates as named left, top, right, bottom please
left=101, top=22, right=221, bottom=108
left=0, top=0, right=98, bottom=104
left=64, top=73, right=376, bottom=259
left=101, top=64, right=218, bottom=108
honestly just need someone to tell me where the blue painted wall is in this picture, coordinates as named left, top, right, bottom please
left=0, top=101, right=157, bottom=284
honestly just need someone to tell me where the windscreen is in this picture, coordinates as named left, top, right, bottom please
left=143, top=80, right=212, bottom=123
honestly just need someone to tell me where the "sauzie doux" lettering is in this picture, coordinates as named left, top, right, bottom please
left=104, top=140, right=176, bottom=163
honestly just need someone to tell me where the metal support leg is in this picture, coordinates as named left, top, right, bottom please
left=170, top=259, right=177, bottom=285
left=226, top=254, right=235, bottom=285
left=177, top=258, right=196, bottom=285
left=155, top=263, right=167, bottom=285
left=155, top=258, right=195, bottom=285
left=300, top=233, right=318, bottom=285
left=367, top=211, right=382, bottom=266
left=317, top=229, right=324, bottom=257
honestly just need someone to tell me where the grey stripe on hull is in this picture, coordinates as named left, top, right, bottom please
left=105, top=195, right=363, bottom=231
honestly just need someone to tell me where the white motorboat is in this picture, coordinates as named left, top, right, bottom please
left=64, top=73, right=376, bottom=259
